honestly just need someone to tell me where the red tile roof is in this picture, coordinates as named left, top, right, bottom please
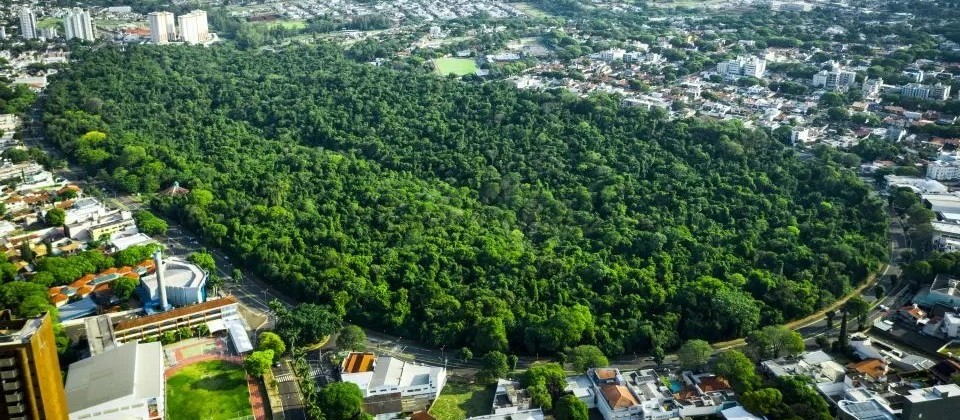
left=114, top=296, right=238, bottom=331
left=601, top=384, right=639, bottom=409
left=698, top=375, right=731, bottom=392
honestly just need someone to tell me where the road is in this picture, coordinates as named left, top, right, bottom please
left=274, top=360, right=306, bottom=420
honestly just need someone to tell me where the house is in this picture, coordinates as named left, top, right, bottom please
left=587, top=368, right=643, bottom=419
left=564, top=375, right=597, bottom=408
left=897, top=304, right=929, bottom=326
left=339, top=352, right=447, bottom=417
left=846, top=359, right=888, bottom=381
left=924, top=274, right=960, bottom=308
left=65, top=342, right=164, bottom=419
left=490, top=379, right=532, bottom=414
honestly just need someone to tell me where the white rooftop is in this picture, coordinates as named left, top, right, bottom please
left=721, top=406, right=764, bottom=420
left=141, top=257, right=205, bottom=289
left=905, top=384, right=960, bottom=403
left=370, top=356, right=439, bottom=388
left=65, top=342, right=163, bottom=413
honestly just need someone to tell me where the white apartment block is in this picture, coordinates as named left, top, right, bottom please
left=178, top=10, right=209, bottom=45
left=19, top=8, right=37, bottom=40
left=716, top=56, right=765, bottom=79
left=64, top=8, right=95, bottom=41
left=812, top=70, right=857, bottom=91
left=148, top=12, right=176, bottom=43
left=863, top=77, right=883, bottom=98
left=901, top=83, right=952, bottom=101
left=927, top=162, right=960, bottom=180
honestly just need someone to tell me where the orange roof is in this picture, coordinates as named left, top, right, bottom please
left=410, top=412, right=436, bottom=420
left=102, top=267, right=119, bottom=275
left=51, top=294, right=68, bottom=303
left=93, top=283, right=111, bottom=293
left=342, top=352, right=377, bottom=373
left=58, top=185, right=81, bottom=193
left=56, top=200, right=74, bottom=209
left=594, top=368, right=618, bottom=380
left=697, top=375, right=731, bottom=392
left=123, top=272, right=139, bottom=279
left=847, top=359, right=887, bottom=379
left=48, top=286, right=63, bottom=297
left=900, top=305, right=926, bottom=319
left=601, top=384, right=639, bottom=409
left=115, top=296, right=238, bottom=331
left=77, top=286, right=93, bottom=296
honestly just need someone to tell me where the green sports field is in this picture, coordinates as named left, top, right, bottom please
left=166, top=360, right=251, bottom=420
left=433, top=58, right=479, bottom=76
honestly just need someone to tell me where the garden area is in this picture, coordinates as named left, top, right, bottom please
left=166, top=360, right=252, bottom=420
left=428, top=381, right=494, bottom=420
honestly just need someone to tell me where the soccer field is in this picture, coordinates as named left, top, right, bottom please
left=166, top=360, right=252, bottom=420
left=433, top=58, right=479, bottom=76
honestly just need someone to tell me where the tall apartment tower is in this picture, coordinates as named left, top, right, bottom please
left=177, top=10, right=209, bottom=45
left=19, top=8, right=37, bottom=40
left=64, top=8, right=95, bottom=41
left=0, top=313, right=69, bottom=420
left=148, top=11, right=176, bottom=43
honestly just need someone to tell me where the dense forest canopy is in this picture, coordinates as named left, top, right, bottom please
left=42, top=44, right=886, bottom=355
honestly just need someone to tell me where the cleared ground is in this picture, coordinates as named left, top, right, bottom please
left=433, top=58, right=479, bottom=76
left=429, top=381, right=494, bottom=420
left=253, top=20, right=308, bottom=30
left=166, top=360, right=252, bottom=420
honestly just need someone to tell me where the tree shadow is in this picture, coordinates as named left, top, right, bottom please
left=190, top=372, right=245, bottom=391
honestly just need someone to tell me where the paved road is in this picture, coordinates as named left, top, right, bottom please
left=273, top=360, right=306, bottom=420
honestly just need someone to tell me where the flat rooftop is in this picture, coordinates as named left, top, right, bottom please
left=141, top=258, right=205, bottom=289
left=0, top=316, right=43, bottom=346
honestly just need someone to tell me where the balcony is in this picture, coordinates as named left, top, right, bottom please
left=4, top=391, right=21, bottom=404
left=8, top=403, right=24, bottom=414
left=2, top=380, right=20, bottom=391
left=0, top=358, right=15, bottom=368
left=0, top=370, right=17, bottom=380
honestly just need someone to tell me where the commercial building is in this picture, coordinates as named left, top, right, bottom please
left=63, top=8, right=95, bottom=41
left=19, top=8, right=37, bottom=40
left=109, top=296, right=251, bottom=353
left=716, top=56, right=766, bottom=79
left=65, top=342, right=164, bottom=420
left=0, top=313, right=69, bottom=420
left=925, top=274, right=960, bottom=308
left=339, top=352, right=447, bottom=416
left=147, top=12, right=176, bottom=43
left=902, top=384, right=960, bottom=420
left=812, top=69, right=857, bottom=91
left=178, top=10, right=209, bottom=44
left=933, top=222, right=960, bottom=253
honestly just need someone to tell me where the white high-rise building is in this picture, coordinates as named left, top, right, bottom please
left=716, top=55, right=766, bottom=79
left=19, top=8, right=37, bottom=40
left=0, top=26, right=7, bottom=40
left=148, top=11, right=176, bottom=43
left=64, top=8, right=95, bottom=41
left=178, top=10, right=209, bottom=45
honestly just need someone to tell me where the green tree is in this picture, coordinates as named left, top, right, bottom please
left=336, top=325, right=367, bottom=351
left=188, top=251, right=216, bottom=272
left=477, top=351, right=509, bottom=384
left=244, top=349, right=274, bottom=377
left=275, top=303, right=341, bottom=345
left=678, top=339, right=713, bottom=371
left=745, top=326, right=804, bottom=360
left=520, top=363, right=566, bottom=412
left=134, top=210, right=168, bottom=236
left=554, top=394, right=589, bottom=420
left=741, top=387, right=783, bottom=417
left=258, top=331, right=286, bottom=361
left=712, top=350, right=760, bottom=393
left=45, top=208, right=66, bottom=226
left=317, top=382, right=364, bottom=419
left=507, top=354, right=519, bottom=371
left=112, top=276, right=138, bottom=301
left=569, top=345, right=609, bottom=373
left=845, top=296, right=871, bottom=330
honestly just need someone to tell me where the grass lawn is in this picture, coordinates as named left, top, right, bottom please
left=939, top=343, right=960, bottom=358
left=433, top=58, right=479, bottom=76
left=166, top=360, right=252, bottom=420
left=429, top=381, right=494, bottom=420
left=254, top=20, right=308, bottom=30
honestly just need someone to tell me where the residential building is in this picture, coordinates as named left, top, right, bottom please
left=837, top=398, right=896, bottom=420
left=897, top=304, right=929, bottom=326
left=791, top=127, right=813, bottom=145
left=177, top=10, right=209, bottom=45
left=19, top=8, right=37, bottom=40
left=339, top=352, right=447, bottom=416
left=902, top=384, right=960, bottom=420
left=901, top=83, right=952, bottom=101
left=490, top=379, right=532, bottom=415
left=467, top=409, right=544, bottom=420
left=63, top=8, right=95, bottom=41
left=924, top=311, right=960, bottom=339
left=147, top=12, right=176, bottom=43
left=863, top=77, right=883, bottom=98
left=760, top=350, right=846, bottom=384
left=0, top=313, right=69, bottom=420
left=717, top=56, right=766, bottom=79
left=65, top=342, right=164, bottom=420
left=812, top=69, right=857, bottom=91
left=927, top=159, right=960, bottom=181
left=39, top=27, right=57, bottom=40
left=0, top=26, right=6, bottom=40
left=564, top=375, right=597, bottom=409
left=588, top=368, right=643, bottom=419
left=884, top=176, right=948, bottom=194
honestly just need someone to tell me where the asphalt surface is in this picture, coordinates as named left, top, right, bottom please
left=274, top=360, right=307, bottom=420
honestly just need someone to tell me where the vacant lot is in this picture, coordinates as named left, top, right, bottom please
left=433, top=58, right=479, bottom=76
left=429, top=381, right=494, bottom=420
left=166, top=360, right=251, bottom=420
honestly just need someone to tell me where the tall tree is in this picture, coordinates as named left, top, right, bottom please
left=317, top=382, right=365, bottom=420
left=569, top=345, right=609, bottom=373
left=677, top=340, right=713, bottom=371
left=336, top=325, right=367, bottom=351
